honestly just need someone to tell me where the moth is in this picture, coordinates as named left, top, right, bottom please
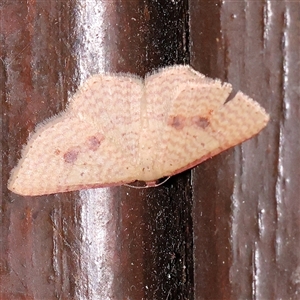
left=8, top=65, right=269, bottom=196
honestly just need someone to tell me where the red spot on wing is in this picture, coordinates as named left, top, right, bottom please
left=192, top=116, right=210, bottom=129
left=168, top=115, right=186, bottom=130
left=168, top=115, right=211, bottom=130
left=63, top=147, right=80, bottom=163
left=86, top=134, right=104, bottom=151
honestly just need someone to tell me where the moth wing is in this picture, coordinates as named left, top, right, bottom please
left=8, top=75, right=142, bottom=196
left=145, top=67, right=269, bottom=178
left=138, top=65, right=202, bottom=181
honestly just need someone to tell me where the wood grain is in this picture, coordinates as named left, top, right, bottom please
left=2, top=0, right=299, bottom=299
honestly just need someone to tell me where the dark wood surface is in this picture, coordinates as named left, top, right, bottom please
left=1, top=1, right=299, bottom=299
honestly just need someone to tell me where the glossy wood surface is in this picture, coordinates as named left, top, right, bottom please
left=1, top=1, right=299, bottom=299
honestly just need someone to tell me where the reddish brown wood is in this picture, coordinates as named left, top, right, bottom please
left=2, top=1, right=192, bottom=299
left=191, top=0, right=300, bottom=299
left=1, top=0, right=299, bottom=299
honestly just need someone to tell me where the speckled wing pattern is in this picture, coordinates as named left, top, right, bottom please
left=8, top=75, right=143, bottom=195
left=143, top=66, right=269, bottom=179
left=8, top=65, right=269, bottom=196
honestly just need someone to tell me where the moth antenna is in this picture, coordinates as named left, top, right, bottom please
left=124, top=177, right=170, bottom=189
